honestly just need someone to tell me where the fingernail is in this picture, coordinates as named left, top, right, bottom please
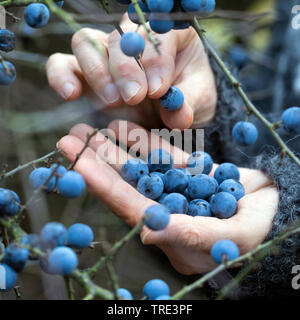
left=148, top=72, right=162, bottom=95
left=62, top=82, right=75, bottom=100
left=121, top=81, right=141, bottom=102
left=103, top=83, right=120, bottom=104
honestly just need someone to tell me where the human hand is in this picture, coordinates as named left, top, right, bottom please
left=57, top=121, right=279, bottom=275
left=46, top=14, right=217, bottom=130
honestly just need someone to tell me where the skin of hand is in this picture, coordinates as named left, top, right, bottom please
left=57, top=121, right=279, bottom=275
left=46, top=14, right=217, bottom=130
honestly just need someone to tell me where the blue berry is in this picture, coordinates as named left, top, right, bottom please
left=232, top=122, right=258, bottom=146
left=56, top=1, right=64, bottom=7
left=0, top=189, right=20, bottom=216
left=157, top=192, right=168, bottom=204
left=149, top=13, right=174, bottom=34
left=218, top=179, right=245, bottom=201
left=150, top=172, right=166, bottom=184
left=120, top=32, right=145, bottom=57
left=137, top=175, right=164, bottom=200
left=29, top=167, right=56, bottom=192
left=121, top=159, right=149, bottom=186
left=24, top=4, right=50, bottom=28
left=203, top=0, right=215, bottom=13
left=50, top=163, right=67, bottom=178
left=228, top=45, right=249, bottom=68
left=48, top=246, right=78, bottom=275
left=211, top=239, right=239, bottom=264
left=0, top=30, right=16, bottom=52
left=188, top=174, right=218, bottom=200
left=188, top=199, right=211, bottom=217
left=128, top=1, right=149, bottom=24
left=162, top=193, right=188, bottom=214
left=147, top=0, right=174, bottom=12
left=210, top=192, right=237, bottom=219
left=4, top=244, right=29, bottom=273
left=187, top=151, right=213, bottom=175
left=143, top=279, right=170, bottom=300
left=164, top=169, right=189, bottom=193
left=148, top=149, right=173, bottom=173
left=21, top=234, right=41, bottom=260
left=117, top=288, right=133, bottom=300
left=214, top=163, right=240, bottom=184
left=160, top=86, right=184, bottom=111
left=0, top=264, right=17, bottom=291
left=181, top=0, right=210, bottom=12
left=155, top=295, right=171, bottom=300
left=57, top=171, right=86, bottom=198
left=282, top=107, right=300, bottom=134
left=67, top=223, right=94, bottom=249
left=183, top=188, right=191, bottom=201
left=0, top=61, right=16, bottom=85
left=144, top=204, right=170, bottom=231
left=40, top=222, right=68, bottom=249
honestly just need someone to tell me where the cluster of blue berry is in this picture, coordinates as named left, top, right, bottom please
left=0, top=1, right=64, bottom=86
left=121, top=149, right=242, bottom=269
left=0, top=222, right=94, bottom=291
left=0, top=162, right=87, bottom=291
left=29, top=164, right=86, bottom=198
left=122, top=149, right=245, bottom=227
left=118, top=0, right=215, bottom=35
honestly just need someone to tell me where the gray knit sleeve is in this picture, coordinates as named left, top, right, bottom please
left=204, top=54, right=300, bottom=298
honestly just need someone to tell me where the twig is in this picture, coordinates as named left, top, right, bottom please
left=0, top=149, right=60, bottom=181
left=65, top=276, right=75, bottom=300
left=171, top=222, right=300, bottom=300
left=68, top=129, right=99, bottom=171
left=191, top=17, right=300, bottom=168
left=87, top=219, right=145, bottom=277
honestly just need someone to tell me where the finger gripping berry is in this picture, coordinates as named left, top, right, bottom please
left=160, top=86, right=184, bottom=111
left=120, top=32, right=145, bottom=57
left=0, top=30, right=16, bottom=52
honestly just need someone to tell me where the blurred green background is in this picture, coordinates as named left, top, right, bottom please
left=0, top=0, right=275, bottom=300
